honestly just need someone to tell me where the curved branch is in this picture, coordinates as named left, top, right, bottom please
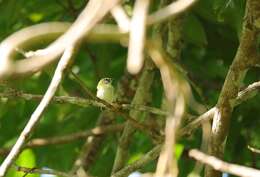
left=0, top=0, right=199, bottom=79
left=0, top=0, right=120, bottom=79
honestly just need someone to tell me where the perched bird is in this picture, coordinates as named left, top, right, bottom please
left=96, top=78, right=115, bottom=103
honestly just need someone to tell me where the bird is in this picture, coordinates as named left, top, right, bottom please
left=96, top=78, right=115, bottom=104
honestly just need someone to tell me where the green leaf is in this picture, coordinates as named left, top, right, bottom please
left=175, top=144, right=184, bottom=160
left=28, top=13, right=44, bottom=22
left=6, top=149, right=38, bottom=177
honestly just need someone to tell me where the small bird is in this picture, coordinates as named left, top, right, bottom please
left=96, top=78, right=115, bottom=104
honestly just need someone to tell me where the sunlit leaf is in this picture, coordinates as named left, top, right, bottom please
left=6, top=149, right=38, bottom=177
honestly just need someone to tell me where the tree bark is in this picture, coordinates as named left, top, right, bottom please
left=205, top=0, right=260, bottom=176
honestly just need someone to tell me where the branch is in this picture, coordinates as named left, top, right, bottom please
left=9, top=80, right=260, bottom=142
left=5, top=81, right=259, bottom=152
left=0, top=45, right=77, bottom=177
left=127, top=0, right=150, bottom=74
left=0, top=78, right=260, bottom=118
left=189, top=149, right=260, bottom=177
left=234, top=81, right=260, bottom=106
left=111, top=5, right=130, bottom=32
left=0, top=0, right=198, bottom=79
left=178, top=80, right=260, bottom=137
left=14, top=164, right=76, bottom=177
left=178, top=107, right=216, bottom=137
left=148, top=38, right=190, bottom=176
left=248, top=145, right=260, bottom=154
left=71, top=111, right=115, bottom=175
left=206, top=1, right=260, bottom=176
left=112, top=145, right=162, bottom=177
left=0, top=88, right=168, bottom=116
left=0, top=0, right=120, bottom=79
left=112, top=60, right=156, bottom=173
left=0, top=88, right=103, bottom=107
left=147, top=0, right=197, bottom=25
left=0, top=124, right=124, bottom=156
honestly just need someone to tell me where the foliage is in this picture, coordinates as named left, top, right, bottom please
left=0, top=0, right=259, bottom=177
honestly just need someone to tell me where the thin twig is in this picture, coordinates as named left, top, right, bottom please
left=178, top=80, right=260, bottom=137
left=235, top=81, right=260, bottom=106
left=112, top=145, right=162, bottom=177
left=189, top=149, right=260, bottom=177
left=147, top=0, right=197, bottom=25
left=2, top=78, right=256, bottom=142
left=85, top=46, right=100, bottom=79
left=69, top=70, right=97, bottom=99
left=14, top=164, right=76, bottom=177
left=178, top=107, right=216, bottom=137
left=112, top=60, right=156, bottom=173
left=0, top=124, right=124, bottom=156
left=71, top=111, right=115, bottom=175
left=0, top=89, right=102, bottom=107
left=0, top=88, right=169, bottom=116
left=248, top=145, right=260, bottom=154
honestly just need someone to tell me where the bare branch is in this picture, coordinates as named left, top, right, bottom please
left=148, top=38, right=190, bottom=176
left=0, top=45, right=77, bottom=177
left=112, top=60, right=156, bottom=173
left=235, top=81, right=260, bottom=106
left=71, top=111, right=115, bottom=175
left=0, top=124, right=124, bottom=156
left=248, top=145, right=260, bottom=154
left=0, top=88, right=169, bottom=116
left=111, top=4, right=130, bottom=32
left=178, top=107, right=216, bottom=137
left=0, top=0, right=200, bottom=79
left=112, top=145, right=162, bottom=177
left=0, top=0, right=120, bottom=79
left=189, top=149, right=260, bottom=177
left=147, top=0, right=197, bottom=25
left=14, top=165, right=76, bottom=177
left=178, top=80, right=260, bottom=137
left=127, top=0, right=150, bottom=74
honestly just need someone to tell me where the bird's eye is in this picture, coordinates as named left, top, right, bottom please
left=104, top=78, right=111, bottom=84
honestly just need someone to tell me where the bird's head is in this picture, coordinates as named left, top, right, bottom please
left=97, top=78, right=113, bottom=90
